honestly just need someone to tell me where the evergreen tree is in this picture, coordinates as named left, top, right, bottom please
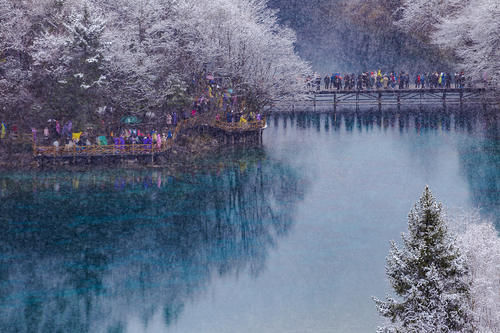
left=374, top=186, right=473, bottom=332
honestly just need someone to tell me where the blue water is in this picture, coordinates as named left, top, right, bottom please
left=0, top=108, right=498, bottom=332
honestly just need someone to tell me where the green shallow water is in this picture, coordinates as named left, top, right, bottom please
left=0, top=108, right=498, bottom=332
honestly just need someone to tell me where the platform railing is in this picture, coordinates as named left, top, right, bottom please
left=33, top=141, right=175, bottom=158
left=213, top=118, right=266, bottom=132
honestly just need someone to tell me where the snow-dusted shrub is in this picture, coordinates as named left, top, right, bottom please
left=452, top=211, right=500, bottom=332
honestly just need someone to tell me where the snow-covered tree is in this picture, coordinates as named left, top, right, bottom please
left=433, top=0, right=500, bottom=89
left=31, top=0, right=108, bottom=124
left=175, top=0, right=310, bottom=110
left=374, top=186, right=473, bottom=332
left=2, top=0, right=310, bottom=123
left=102, top=0, right=186, bottom=116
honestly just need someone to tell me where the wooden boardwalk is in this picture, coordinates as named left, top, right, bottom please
left=34, top=143, right=171, bottom=158
left=299, top=88, right=493, bottom=108
left=33, top=122, right=182, bottom=162
left=32, top=117, right=267, bottom=162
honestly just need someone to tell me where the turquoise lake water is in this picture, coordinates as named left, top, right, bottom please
left=0, top=108, right=498, bottom=332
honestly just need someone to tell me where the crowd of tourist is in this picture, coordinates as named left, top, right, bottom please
left=43, top=121, right=175, bottom=151
left=1, top=72, right=265, bottom=152
left=0, top=118, right=176, bottom=151
left=306, top=71, right=469, bottom=91
left=191, top=73, right=264, bottom=125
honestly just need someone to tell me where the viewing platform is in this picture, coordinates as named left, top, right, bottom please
left=210, top=118, right=267, bottom=144
left=30, top=117, right=267, bottom=165
left=213, top=119, right=267, bottom=133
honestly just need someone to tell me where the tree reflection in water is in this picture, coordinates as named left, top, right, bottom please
left=456, top=110, right=499, bottom=227
left=0, top=148, right=306, bottom=332
left=274, top=107, right=499, bottom=226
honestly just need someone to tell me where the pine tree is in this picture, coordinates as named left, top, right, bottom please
left=374, top=186, right=473, bottom=332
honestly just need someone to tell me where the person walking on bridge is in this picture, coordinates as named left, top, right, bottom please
left=445, top=73, right=451, bottom=89
left=324, top=75, right=330, bottom=90
left=398, top=72, right=405, bottom=89
left=315, top=75, right=321, bottom=91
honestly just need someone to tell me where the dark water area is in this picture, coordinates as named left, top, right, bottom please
left=0, top=107, right=498, bottom=332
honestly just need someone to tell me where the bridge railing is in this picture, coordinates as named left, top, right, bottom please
left=34, top=142, right=174, bottom=158
left=0, top=133, right=33, bottom=144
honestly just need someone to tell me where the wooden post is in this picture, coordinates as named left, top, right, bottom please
left=151, top=144, right=154, bottom=165
left=32, top=135, right=36, bottom=157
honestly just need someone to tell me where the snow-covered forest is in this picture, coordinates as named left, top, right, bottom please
left=1, top=0, right=498, bottom=126
left=0, top=0, right=310, bottom=126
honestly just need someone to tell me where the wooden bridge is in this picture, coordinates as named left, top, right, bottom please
left=297, top=88, right=494, bottom=109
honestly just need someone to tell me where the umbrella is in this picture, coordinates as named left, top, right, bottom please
left=206, top=75, right=214, bottom=80
left=121, top=116, right=141, bottom=124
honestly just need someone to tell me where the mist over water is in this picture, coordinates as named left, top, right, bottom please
left=0, top=107, right=498, bottom=332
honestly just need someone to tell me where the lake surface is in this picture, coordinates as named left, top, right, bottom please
left=0, top=107, right=498, bottom=332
